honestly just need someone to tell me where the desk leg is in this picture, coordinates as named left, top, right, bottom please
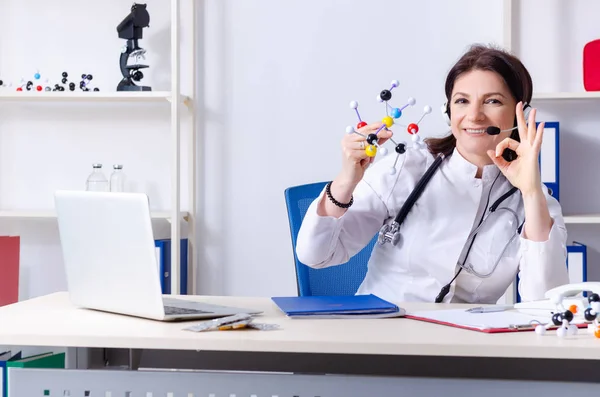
left=66, top=348, right=100, bottom=369
left=129, top=348, right=142, bottom=370
left=103, top=348, right=143, bottom=370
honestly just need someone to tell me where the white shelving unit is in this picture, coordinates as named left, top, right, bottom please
left=0, top=210, right=190, bottom=220
left=503, top=0, right=600, bottom=226
left=0, top=91, right=191, bottom=105
left=501, top=1, right=600, bottom=305
left=0, top=0, right=196, bottom=295
left=564, top=215, right=600, bottom=224
left=533, top=92, right=600, bottom=100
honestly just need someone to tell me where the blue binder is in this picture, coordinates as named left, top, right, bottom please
left=0, top=350, right=21, bottom=397
left=154, top=238, right=188, bottom=295
left=538, top=121, right=559, bottom=201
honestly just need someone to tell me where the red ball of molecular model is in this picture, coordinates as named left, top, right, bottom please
left=535, top=292, right=600, bottom=338
left=345, top=80, right=432, bottom=175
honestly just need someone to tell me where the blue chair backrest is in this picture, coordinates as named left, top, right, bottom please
left=284, top=181, right=376, bottom=296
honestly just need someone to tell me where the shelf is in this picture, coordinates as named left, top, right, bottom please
left=0, top=91, right=191, bottom=106
left=532, top=91, right=600, bottom=100
left=563, top=214, right=600, bottom=224
left=0, top=210, right=189, bottom=221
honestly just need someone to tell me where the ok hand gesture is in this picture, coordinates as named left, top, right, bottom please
left=487, top=102, right=545, bottom=197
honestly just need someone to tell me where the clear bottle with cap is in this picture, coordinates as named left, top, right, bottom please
left=86, top=163, right=109, bottom=191
left=110, top=164, right=126, bottom=192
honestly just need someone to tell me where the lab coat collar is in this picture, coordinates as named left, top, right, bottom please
left=448, top=147, right=498, bottom=182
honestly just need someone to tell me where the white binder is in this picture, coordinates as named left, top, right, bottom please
left=567, top=241, right=587, bottom=285
left=538, top=121, right=559, bottom=200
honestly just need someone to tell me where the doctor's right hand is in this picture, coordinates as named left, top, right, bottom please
left=318, top=123, right=393, bottom=217
left=339, top=122, right=393, bottom=188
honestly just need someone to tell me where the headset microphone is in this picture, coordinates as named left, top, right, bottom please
left=485, top=125, right=517, bottom=136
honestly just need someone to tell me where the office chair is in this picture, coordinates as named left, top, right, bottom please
left=284, top=181, right=376, bottom=296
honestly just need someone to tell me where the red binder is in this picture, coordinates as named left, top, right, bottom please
left=0, top=236, right=20, bottom=306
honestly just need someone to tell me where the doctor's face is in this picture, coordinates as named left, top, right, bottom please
left=449, top=69, right=517, bottom=164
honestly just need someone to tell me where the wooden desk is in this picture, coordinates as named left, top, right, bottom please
left=2, top=292, right=600, bottom=396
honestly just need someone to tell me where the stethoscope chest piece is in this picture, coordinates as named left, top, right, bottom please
left=378, top=221, right=402, bottom=246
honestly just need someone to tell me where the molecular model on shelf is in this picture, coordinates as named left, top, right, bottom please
left=10, top=71, right=100, bottom=92
left=345, top=80, right=432, bottom=175
left=534, top=292, right=600, bottom=338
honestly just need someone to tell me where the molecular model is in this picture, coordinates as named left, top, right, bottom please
left=345, top=80, right=432, bottom=175
left=13, top=71, right=99, bottom=92
left=534, top=292, right=600, bottom=338
left=16, top=70, right=48, bottom=91
left=79, top=73, right=100, bottom=91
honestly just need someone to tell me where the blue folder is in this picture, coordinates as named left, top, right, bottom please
left=271, top=294, right=402, bottom=317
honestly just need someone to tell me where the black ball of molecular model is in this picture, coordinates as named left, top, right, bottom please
left=345, top=80, right=432, bottom=175
left=535, top=292, right=600, bottom=338
left=79, top=73, right=99, bottom=92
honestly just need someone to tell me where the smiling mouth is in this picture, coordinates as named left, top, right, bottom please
left=464, top=128, right=486, bottom=135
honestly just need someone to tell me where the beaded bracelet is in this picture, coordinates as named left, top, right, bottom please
left=325, top=181, right=353, bottom=209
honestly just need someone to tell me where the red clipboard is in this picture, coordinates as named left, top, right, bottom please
left=405, top=309, right=589, bottom=334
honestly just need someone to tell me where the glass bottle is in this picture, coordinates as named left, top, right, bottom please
left=86, top=164, right=109, bottom=192
left=110, top=164, right=126, bottom=192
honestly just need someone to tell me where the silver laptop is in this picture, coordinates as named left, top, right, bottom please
left=54, top=190, right=261, bottom=321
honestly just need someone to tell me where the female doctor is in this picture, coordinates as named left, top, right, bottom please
left=295, top=44, right=569, bottom=304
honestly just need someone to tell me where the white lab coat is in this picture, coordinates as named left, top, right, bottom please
left=296, top=146, right=569, bottom=304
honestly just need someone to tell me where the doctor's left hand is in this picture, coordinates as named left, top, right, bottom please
left=486, top=102, right=545, bottom=197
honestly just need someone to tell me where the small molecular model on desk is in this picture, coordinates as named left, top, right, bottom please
left=535, top=290, right=600, bottom=338
left=345, top=79, right=432, bottom=175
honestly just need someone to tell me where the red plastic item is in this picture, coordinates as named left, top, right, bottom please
left=356, top=121, right=367, bottom=129
left=0, top=236, right=20, bottom=306
left=583, top=39, right=600, bottom=91
left=407, top=123, right=419, bottom=135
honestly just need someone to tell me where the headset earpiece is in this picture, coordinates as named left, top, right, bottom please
left=522, top=102, right=532, bottom=120
left=441, top=102, right=451, bottom=126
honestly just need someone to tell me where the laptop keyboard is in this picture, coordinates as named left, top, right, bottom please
left=164, top=306, right=211, bottom=315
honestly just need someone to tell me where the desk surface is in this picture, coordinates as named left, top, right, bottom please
left=0, top=292, right=599, bottom=360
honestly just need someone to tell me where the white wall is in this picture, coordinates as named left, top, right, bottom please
left=197, top=0, right=506, bottom=296
left=1, top=0, right=598, bottom=301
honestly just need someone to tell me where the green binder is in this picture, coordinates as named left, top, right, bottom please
left=5, top=352, right=65, bottom=396
left=7, top=352, right=64, bottom=369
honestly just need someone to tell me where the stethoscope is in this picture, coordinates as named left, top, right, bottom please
left=376, top=153, right=524, bottom=302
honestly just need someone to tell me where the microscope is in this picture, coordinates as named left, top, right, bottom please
left=116, top=3, right=151, bottom=91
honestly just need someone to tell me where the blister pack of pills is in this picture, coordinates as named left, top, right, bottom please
left=183, top=313, right=280, bottom=332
